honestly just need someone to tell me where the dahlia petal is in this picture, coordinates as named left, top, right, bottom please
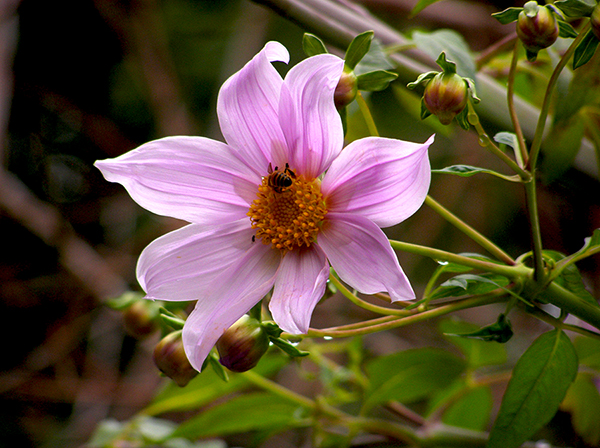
left=95, top=136, right=260, bottom=224
left=137, top=219, right=254, bottom=301
left=322, top=135, right=434, bottom=228
left=318, top=213, right=415, bottom=301
left=278, top=54, right=344, bottom=178
left=182, top=242, right=281, bottom=371
left=269, top=246, right=329, bottom=334
left=217, top=41, right=290, bottom=173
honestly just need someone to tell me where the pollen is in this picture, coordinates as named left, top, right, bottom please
left=248, top=168, right=327, bottom=253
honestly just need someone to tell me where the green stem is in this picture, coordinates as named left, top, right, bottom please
left=389, top=239, right=528, bottom=279
left=524, top=179, right=545, bottom=282
left=306, top=292, right=507, bottom=338
left=527, top=305, right=600, bottom=340
left=329, top=271, right=413, bottom=316
left=507, top=41, right=528, bottom=167
left=425, top=196, right=515, bottom=264
left=528, top=22, right=591, bottom=169
left=467, top=101, right=531, bottom=180
left=242, top=370, right=317, bottom=410
left=356, top=90, right=379, bottom=136
left=539, top=281, right=600, bottom=331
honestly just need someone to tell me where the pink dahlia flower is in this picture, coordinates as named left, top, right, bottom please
left=96, top=42, right=433, bottom=371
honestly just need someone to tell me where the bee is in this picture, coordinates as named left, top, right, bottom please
left=267, top=163, right=296, bottom=193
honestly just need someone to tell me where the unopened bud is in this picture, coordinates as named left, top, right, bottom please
left=216, top=315, right=269, bottom=372
left=592, top=3, right=600, bottom=41
left=517, top=2, right=558, bottom=53
left=334, top=70, right=358, bottom=110
left=423, top=72, right=469, bottom=125
left=153, top=331, right=198, bottom=387
left=122, top=300, right=158, bottom=339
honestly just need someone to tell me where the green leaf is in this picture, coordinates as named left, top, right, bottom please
left=345, top=30, right=374, bottom=70
left=558, top=20, right=579, bottom=38
left=434, top=253, right=495, bottom=274
left=302, top=33, right=328, bottom=56
left=543, top=250, right=597, bottom=307
left=411, top=30, right=476, bottom=81
left=488, top=330, right=578, bottom=448
left=432, top=164, right=521, bottom=182
left=443, top=385, right=493, bottom=431
left=356, top=70, right=398, bottom=91
left=354, top=39, right=394, bottom=75
left=440, top=318, right=508, bottom=367
left=365, top=348, right=466, bottom=409
left=269, top=337, right=310, bottom=358
left=444, top=314, right=513, bottom=344
left=172, top=392, right=307, bottom=439
left=573, top=30, right=600, bottom=69
left=554, top=0, right=596, bottom=17
left=429, top=273, right=511, bottom=301
left=410, top=0, right=445, bottom=17
left=561, top=374, right=600, bottom=446
left=491, top=7, right=522, bottom=24
left=541, top=109, right=586, bottom=182
left=144, top=353, right=287, bottom=416
left=558, top=228, right=600, bottom=268
left=574, top=336, right=600, bottom=370
left=494, top=131, right=519, bottom=150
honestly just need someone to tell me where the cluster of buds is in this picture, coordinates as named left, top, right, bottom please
left=408, top=52, right=478, bottom=129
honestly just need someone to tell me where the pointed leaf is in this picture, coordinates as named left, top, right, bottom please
left=561, top=374, right=600, bottom=446
left=269, top=337, right=310, bottom=358
left=543, top=250, right=598, bottom=307
left=411, top=30, right=476, bottom=80
left=494, top=131, right=519, bottom=150
left=554, top=0, right=595, bottom=18
left=573, top=30, right=600, bottom=69
left=444, top=314, right=513, bottom=344
left=172, top=392, right=307, bottom=438
left=365, top=348, right=466, bottom=408
left=558, top=20, right=579, bottom=38
left=345, top=31, right=374, bottom=70
left=432, top=164, right=521, bottom=182
left=410, top=0, right=444, bottom=17
left=491, top=7, right=522, bottom=24
left=443, top=385, right=493, bottom=431
left=488, top=330, right=578, bottom=448
left=429, top=273, right=511, bottom=301
left=356, top=70, right=398, bottom=91
left=302, top=33, right=328, bottom=56
left=440, top=318, right=508, bottom=367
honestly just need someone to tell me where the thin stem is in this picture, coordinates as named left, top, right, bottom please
left=329, top=272, right=414, bottom=316
left=476, top=32, right=518, bottom=69
left=524, top=179, right=545, bottom=282
left=242, top=370, right=317, bottom=410
left=507, top=41, right=529, bottom=167
left=529, top=22, right=591, bottom=170
left=389, top=239, right=528, bottom=279
left=425, top=196, right=515, bottom=265
left=527, top=305, right=600, bottom=341
left=306, top=292, right=507, bottom=338
left=356, top=90, right=380, bottom=137
left=467, top=101, right=531, bottom=180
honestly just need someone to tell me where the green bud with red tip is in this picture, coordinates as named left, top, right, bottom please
left=153, top=331, right=198, bottom=387
left=517, top=2, right=559, bottom=60
left=334, top=69, right=358, bottom=110
left=408, top=52, right=478, bottom=129
left=216, top=315, right=269, bottom=372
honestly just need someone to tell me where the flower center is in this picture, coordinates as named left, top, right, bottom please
left=248, top=165, right=327, bottom=252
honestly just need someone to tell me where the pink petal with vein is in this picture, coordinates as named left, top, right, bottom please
left=182, top=242, right=281, bottom=371
left=322, top=135, right=433, bottom=228
left=269, top=246, right=329, bottom=334
left=217, top=41, right=290, bottom=173
left=137, top=219, right=254, bottom=301
left=319, top=213, right=415, bottom=301
left=278, top=54, right=344, bottom=177
left=95, top=136, right=260, bottom=225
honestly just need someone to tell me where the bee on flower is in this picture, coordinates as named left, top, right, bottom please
left=95, top=41, right=433, bottom=371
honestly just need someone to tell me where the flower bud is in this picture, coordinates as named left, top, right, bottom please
left=153, top=331, right=198, bottom=387
left=122, top=300, right=158, bottom=339
left=516, top=2, right=558, bottom=53
left=216, top=315, right=269, bottom=372
left=423, top=72, right=469, bottom=125
left=334, top=70, right=358, bottom=110
left=592, top=2, right=600, bottom=41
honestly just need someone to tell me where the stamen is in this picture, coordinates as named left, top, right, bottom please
left=248, top=166, right=327, bottom=253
